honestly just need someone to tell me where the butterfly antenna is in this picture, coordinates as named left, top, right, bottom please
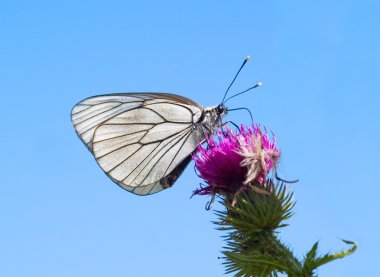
left=223, top=82, right=262, bottom=104
left=221, top=56, right=250, bottom=104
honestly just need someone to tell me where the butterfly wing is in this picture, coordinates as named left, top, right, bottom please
left=71, top=93, right=204, bottom=195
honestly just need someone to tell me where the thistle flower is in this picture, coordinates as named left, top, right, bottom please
left=192, top=123, right=357, bottom=277
left=192, top=124, right=280, bottom=201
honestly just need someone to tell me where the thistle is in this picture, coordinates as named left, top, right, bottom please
left=192, top=123, right=357, bottom=277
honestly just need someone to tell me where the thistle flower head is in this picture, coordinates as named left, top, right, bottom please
left=192, top=124, right=280, bottom=200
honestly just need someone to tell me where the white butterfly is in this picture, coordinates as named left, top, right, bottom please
left=71, top=93, right=227, bottom=195
left=71, top=57, right=260, bottom=195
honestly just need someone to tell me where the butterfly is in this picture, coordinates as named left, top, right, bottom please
left=71, top=93, right=227, bottom=195
left=71, top=57, right=260, bottom=195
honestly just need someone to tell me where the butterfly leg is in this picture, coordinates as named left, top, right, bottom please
left=275, top=173, right=299, bottom=184
left=217, top=120, right=241, bottom=134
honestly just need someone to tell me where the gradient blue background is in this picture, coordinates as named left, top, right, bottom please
left=1, top=1, right=378, bottom=276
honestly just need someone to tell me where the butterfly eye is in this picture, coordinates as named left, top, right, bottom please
left=217, top=105, right=227, bottom=115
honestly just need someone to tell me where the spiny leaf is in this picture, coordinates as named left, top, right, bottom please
left=301, top=240, right=357, bottom=275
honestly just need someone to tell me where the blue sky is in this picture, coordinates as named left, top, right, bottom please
left=1, top=1, right=379, bottom=276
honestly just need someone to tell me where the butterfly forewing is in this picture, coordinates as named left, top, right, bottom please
left=71, top=93, right=206, bottom=195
